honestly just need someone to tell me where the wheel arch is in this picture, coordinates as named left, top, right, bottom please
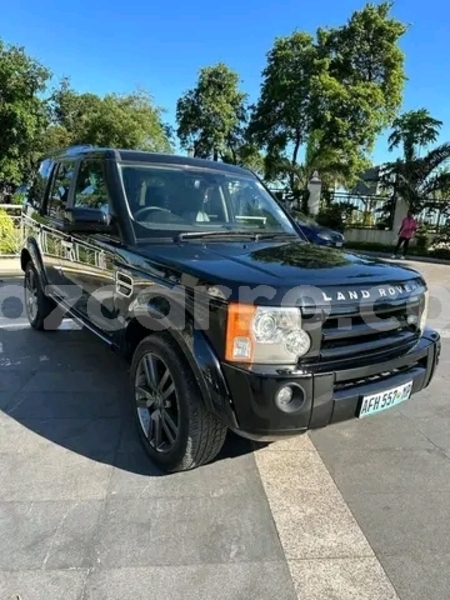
left=123, top=312, right=238, bottom=428
left=20, top=237, right=49, bottom=288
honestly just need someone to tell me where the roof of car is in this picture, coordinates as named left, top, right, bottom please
left=48, top=145, right=253, bottom=176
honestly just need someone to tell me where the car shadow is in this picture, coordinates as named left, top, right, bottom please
left=0, top=321, right=266, bottom=478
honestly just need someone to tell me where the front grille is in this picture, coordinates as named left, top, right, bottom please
left=319, top=298, right=422, bottom=363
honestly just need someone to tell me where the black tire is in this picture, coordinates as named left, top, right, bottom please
left=24, top=261, right=64, bottom=331
left=130, top=333, right=228, bottom=472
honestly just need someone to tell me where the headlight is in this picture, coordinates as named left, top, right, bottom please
left=419, top=289, right=429, bottom=332
left=406, top=289, right=429, bottom=332
left=225, top=304, right=311, bottom=364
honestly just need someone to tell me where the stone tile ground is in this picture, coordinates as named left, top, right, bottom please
left=0, top=275, right=297, bottom=600
left=311, top=260, right=450, bottom=600
left=1, top=258, right=449, bottom=599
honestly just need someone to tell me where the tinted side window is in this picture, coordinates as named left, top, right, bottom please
left=48, top=160, right=76, bottom=219
left=74, top=159, right=109, bottom=213
left=27, top=159, right=54, bottom=209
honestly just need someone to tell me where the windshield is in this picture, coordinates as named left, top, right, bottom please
left=118, top=163, right=299, bottom=239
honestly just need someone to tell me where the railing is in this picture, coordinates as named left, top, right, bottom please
left=329, top=191, right=393, bottom=230
left=267, top=187, right=395, bottom=230
left=416, top=199, right=450, bottom=232
left=332, top=193, right=450, bottom=232
left=0, top=204, right=24, bottom=257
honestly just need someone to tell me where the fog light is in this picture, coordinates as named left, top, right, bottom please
left=276, top=386, right=293, bottom=407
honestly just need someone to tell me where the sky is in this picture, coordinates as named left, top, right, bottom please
left=2, top=0, right=450, bottom=165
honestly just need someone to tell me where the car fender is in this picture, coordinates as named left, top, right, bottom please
left=125, top=300, right=239, bottom=428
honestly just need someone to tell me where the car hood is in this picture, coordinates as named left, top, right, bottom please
left=130, top=239, right=424, bottom=304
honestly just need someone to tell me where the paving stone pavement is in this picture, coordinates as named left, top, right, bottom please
left=311, top=260, right=450, bottom=600
left=0, top=275, right=298, bottom=600
left=0, top=258, right=449, bottom=600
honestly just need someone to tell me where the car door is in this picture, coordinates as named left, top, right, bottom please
left=59, top=157, right=118, bottom=335
left=37, top=158, right=77, bottom=295
left=22, top=158, right=56, bottom=284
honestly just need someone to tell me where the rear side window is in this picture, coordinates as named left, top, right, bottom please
left=27, top=159, right=54, bottom=209
left=47, top=160, right=77, bottom=219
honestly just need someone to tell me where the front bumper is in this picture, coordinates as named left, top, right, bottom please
left=222, top=327, right=441, bottom=441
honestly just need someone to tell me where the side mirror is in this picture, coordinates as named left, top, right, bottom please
left=63, top=207, right=112, bottom=233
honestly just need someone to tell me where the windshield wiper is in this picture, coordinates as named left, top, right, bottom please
left=254, top=232, right=299, bottom=240
left=175, top=230, right=258, bottom=241
left=175, top=230, right=298, bottom=242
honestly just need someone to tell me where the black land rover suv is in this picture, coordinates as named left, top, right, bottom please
left=19, top=146, right=441, bottom=472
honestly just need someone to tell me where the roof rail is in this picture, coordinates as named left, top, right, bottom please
left=63, top=144, right=95, bottom=154
left=42, top=144, right=96, bottom=158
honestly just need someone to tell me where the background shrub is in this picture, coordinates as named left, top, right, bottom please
left=0, top=209, right=20, bottom=255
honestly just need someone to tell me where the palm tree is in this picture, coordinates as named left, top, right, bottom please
left=388, top=109, right=442, bottom=162
left=262, top=130, right=359, bottom=206
left=383, top=109, right=450, bottom=212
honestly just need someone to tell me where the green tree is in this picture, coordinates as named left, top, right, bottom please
left=0, top=39, right=51, bottom=185
left=176, top=63, right=248, bottom=161
left=249, top=2, right=407, bottom=192
left=266, top=131, right=358, bottom=194
left=382, top=109, right=450, bottom=211
left=315, top=1, right=407, bottom=151
left=388, top=109, right=443, bottom=162
left=248, top=31, right=321, bottom=191
left=43, top=78, right=173, bottom=153
left=221, top=142, right=265, bottom=175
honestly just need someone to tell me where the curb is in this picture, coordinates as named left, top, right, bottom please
left=0, top=258, right=22, bottom=280
left=0, top=274, right=22, bottom=280
left=349, top=249, right=450, bottom=266
left=0, top=257, right=21, bottom=273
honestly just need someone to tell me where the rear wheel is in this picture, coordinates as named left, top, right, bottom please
left=24, top=261, right=64, bottom=330
left=130, top=333, right=228, bottom=472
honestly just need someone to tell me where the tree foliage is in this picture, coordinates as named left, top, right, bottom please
left=316, top=1, right=407, bottom=138
left=248, top=31, right=321, bottom=190
left=2, top=0, right=448, bottom=219
left=382, top=108, right=450, bottom=210
left=43, top=78, right=173, bottom=154
left=388, top=108, right=443, bottom=162
left=0, top=40, right=51, bottom=185
left=248, top=1, right=407, bottom=191
left=176, top=63, right=248, bottom=161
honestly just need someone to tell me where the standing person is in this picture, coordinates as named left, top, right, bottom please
left=392, top=210, right=418, bottom=259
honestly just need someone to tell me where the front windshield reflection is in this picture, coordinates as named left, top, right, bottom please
left=118, top=163, right=298, bottom=238
left=250, top=241, right=351, bottom=269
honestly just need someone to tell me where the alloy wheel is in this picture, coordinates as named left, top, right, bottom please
left=24, top=268, right=39, bottom=322
left=134, top=352, right=179, bottom=453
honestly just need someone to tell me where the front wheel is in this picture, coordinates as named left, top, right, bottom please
left=130, top=333, right=228, bottom=472
left=24, top=262, right=64, bottom=330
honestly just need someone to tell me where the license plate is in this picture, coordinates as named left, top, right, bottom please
left=358, top=381, right=413, bottom=418
left=335, top=241, right=343, bottom=247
